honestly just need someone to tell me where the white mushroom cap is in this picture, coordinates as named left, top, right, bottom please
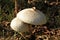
left=17, top=7, right=47, bottom=25
left=10, top=17, right=29, bottom=33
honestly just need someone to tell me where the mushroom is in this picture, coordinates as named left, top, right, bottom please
left=10, top=7, right=47, bottom=40
left=10, top=17, right=30, bottom=40
left=17, top=7, right=47, bottom=25
left=10, top=17, right=29, bottom=33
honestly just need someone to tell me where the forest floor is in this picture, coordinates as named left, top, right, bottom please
left=0, top=21, right=60, bottom=40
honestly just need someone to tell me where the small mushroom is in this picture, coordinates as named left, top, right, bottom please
left=17, top=7, right=47, bottom=25
left=10, top=17, right=29, bottom=33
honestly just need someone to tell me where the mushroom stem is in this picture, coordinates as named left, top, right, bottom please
left=28, top=24, right=33, bottom=34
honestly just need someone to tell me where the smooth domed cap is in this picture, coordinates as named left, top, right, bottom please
left=10, top=17, right=29, bottom=32
left=17, top=7, right=47, bottom=25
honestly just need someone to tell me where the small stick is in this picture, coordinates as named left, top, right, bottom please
left=2, top=30, right=5, bottom=40
left=18, top=32, right=27, bottom=40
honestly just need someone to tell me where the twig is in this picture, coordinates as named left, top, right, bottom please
left=18, top=32, right=27, bottom=40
